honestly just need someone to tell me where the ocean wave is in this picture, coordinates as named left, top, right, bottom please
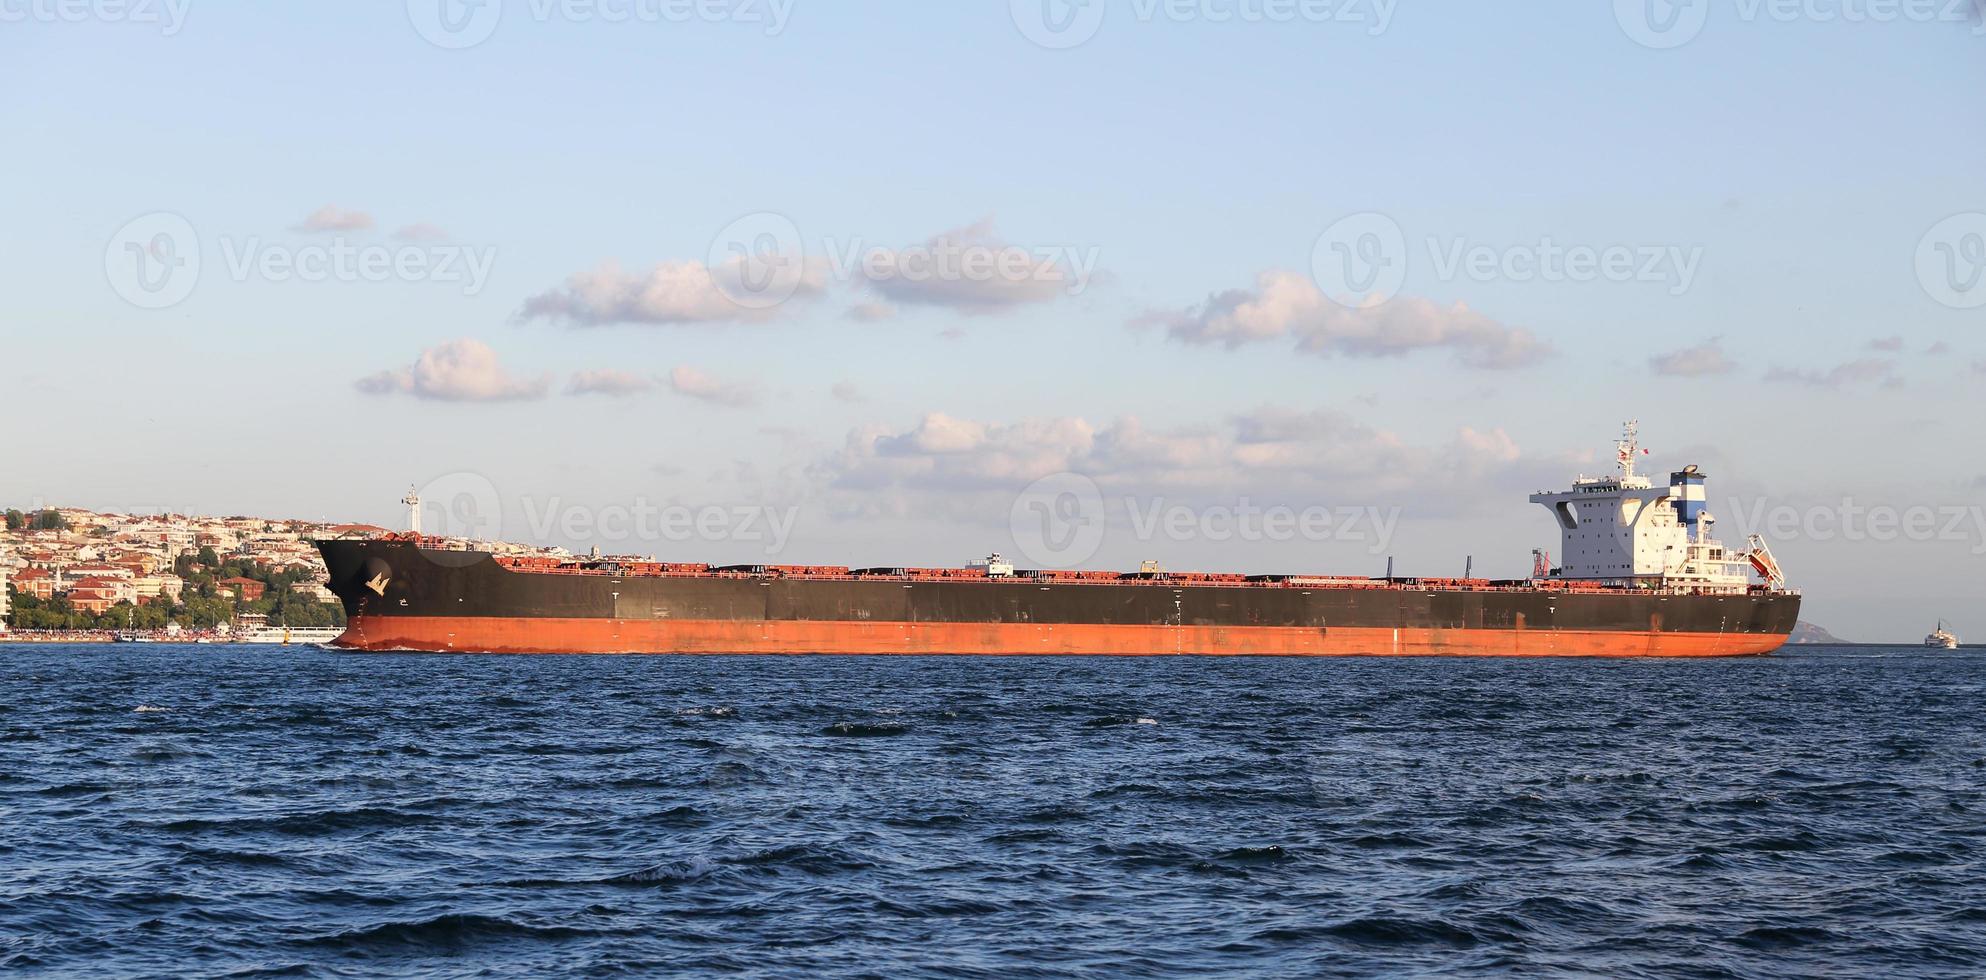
left=300, top=913, right=607, bottom=951
left=820, top=721, right=910, bottom=737
left=10, top=643, right=1985, bottom=977
left=150, top=807, right=440, bottom=836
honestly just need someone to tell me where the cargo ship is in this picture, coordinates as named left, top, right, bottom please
left=318, top=423, right=1800, bottom=657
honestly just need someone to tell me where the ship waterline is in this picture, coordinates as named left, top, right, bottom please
left=335, top=613, right=1797, bottom=658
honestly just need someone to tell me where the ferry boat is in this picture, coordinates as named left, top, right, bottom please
left=235, top=626, right=347, bottom=646
left=1925, top=620, right=1961, bottom=649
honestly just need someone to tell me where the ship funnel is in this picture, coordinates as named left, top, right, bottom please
left=1669, top=465, right=1708, bottom=528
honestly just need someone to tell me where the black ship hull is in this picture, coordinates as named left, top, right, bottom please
left=318, top=540, right=1801, bottom=657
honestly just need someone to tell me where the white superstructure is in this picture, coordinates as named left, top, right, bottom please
left=1529, top=422, right=1786, bottom=594
left=969, top=553, right=1016, bottom=578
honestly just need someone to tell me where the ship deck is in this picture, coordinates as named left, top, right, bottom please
left=401, top=544, right=1788, bottom=597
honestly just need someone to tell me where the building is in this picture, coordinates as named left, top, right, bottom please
left=11, top=567, right=55, bottom=600
left=218, top=577, right=266, bottom=601
left=134, top=574, right=185, bottom=604
left=288, top=579, right=339, bottom=605
left=110, top=552, right=161, bottom=576
left=66, top=578, right=132, bottom=615
left=63, top=564, right=131, bottom=584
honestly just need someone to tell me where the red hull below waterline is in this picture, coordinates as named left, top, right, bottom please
left=332, top=615, right=1790, bottom=658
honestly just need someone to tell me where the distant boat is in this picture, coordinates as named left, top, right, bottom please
left=1925, top=620, right=1961, bottom=649
left=235, top=626, right=345, bottom=646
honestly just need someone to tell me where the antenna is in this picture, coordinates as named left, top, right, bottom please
left=1384, top=556, right=1394, bottom=580
left=1464, top=555, right=1473, bottom=579
left=402, top=485, right=422, bottom=535
left=1616, top=419, right=1641, bottom=482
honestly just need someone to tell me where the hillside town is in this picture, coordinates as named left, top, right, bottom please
left=0, top=506, right=389, bottom=638
left=1, top=494, right=569, bottom=640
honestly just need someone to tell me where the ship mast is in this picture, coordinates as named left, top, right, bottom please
left=403, top=486, right=422, bottom=535
left=1616, top=419, right=1641, bottom=483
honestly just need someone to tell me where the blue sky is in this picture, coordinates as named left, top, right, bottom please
left=3, top=1, right=1983, bottom=638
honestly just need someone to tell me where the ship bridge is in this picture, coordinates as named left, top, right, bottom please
left=1530, top=422, right=1779, bottom=593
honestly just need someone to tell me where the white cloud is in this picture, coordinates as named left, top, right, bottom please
left=567, top=369, right=655, bottom=396
left=294, top=205, right=374, bottom=233
left=827, top=413, right=1096, bottom=493
left=844, top=301, right=898, bottom=322
left=820, top=407, right=1531, bottom=513
left=668, top=365, right=759, bottom=408
left=520, top=257, right=826, bottom=327
left=1134, top=270, right=1550, bottom=369
left=1765, top=358, right=1899, bottom=388
left=854, top=218, right=1077, bottom=315
left=355, top=339, right=550, bottom=402
left=1649, top=339, right=1734, bottom=377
